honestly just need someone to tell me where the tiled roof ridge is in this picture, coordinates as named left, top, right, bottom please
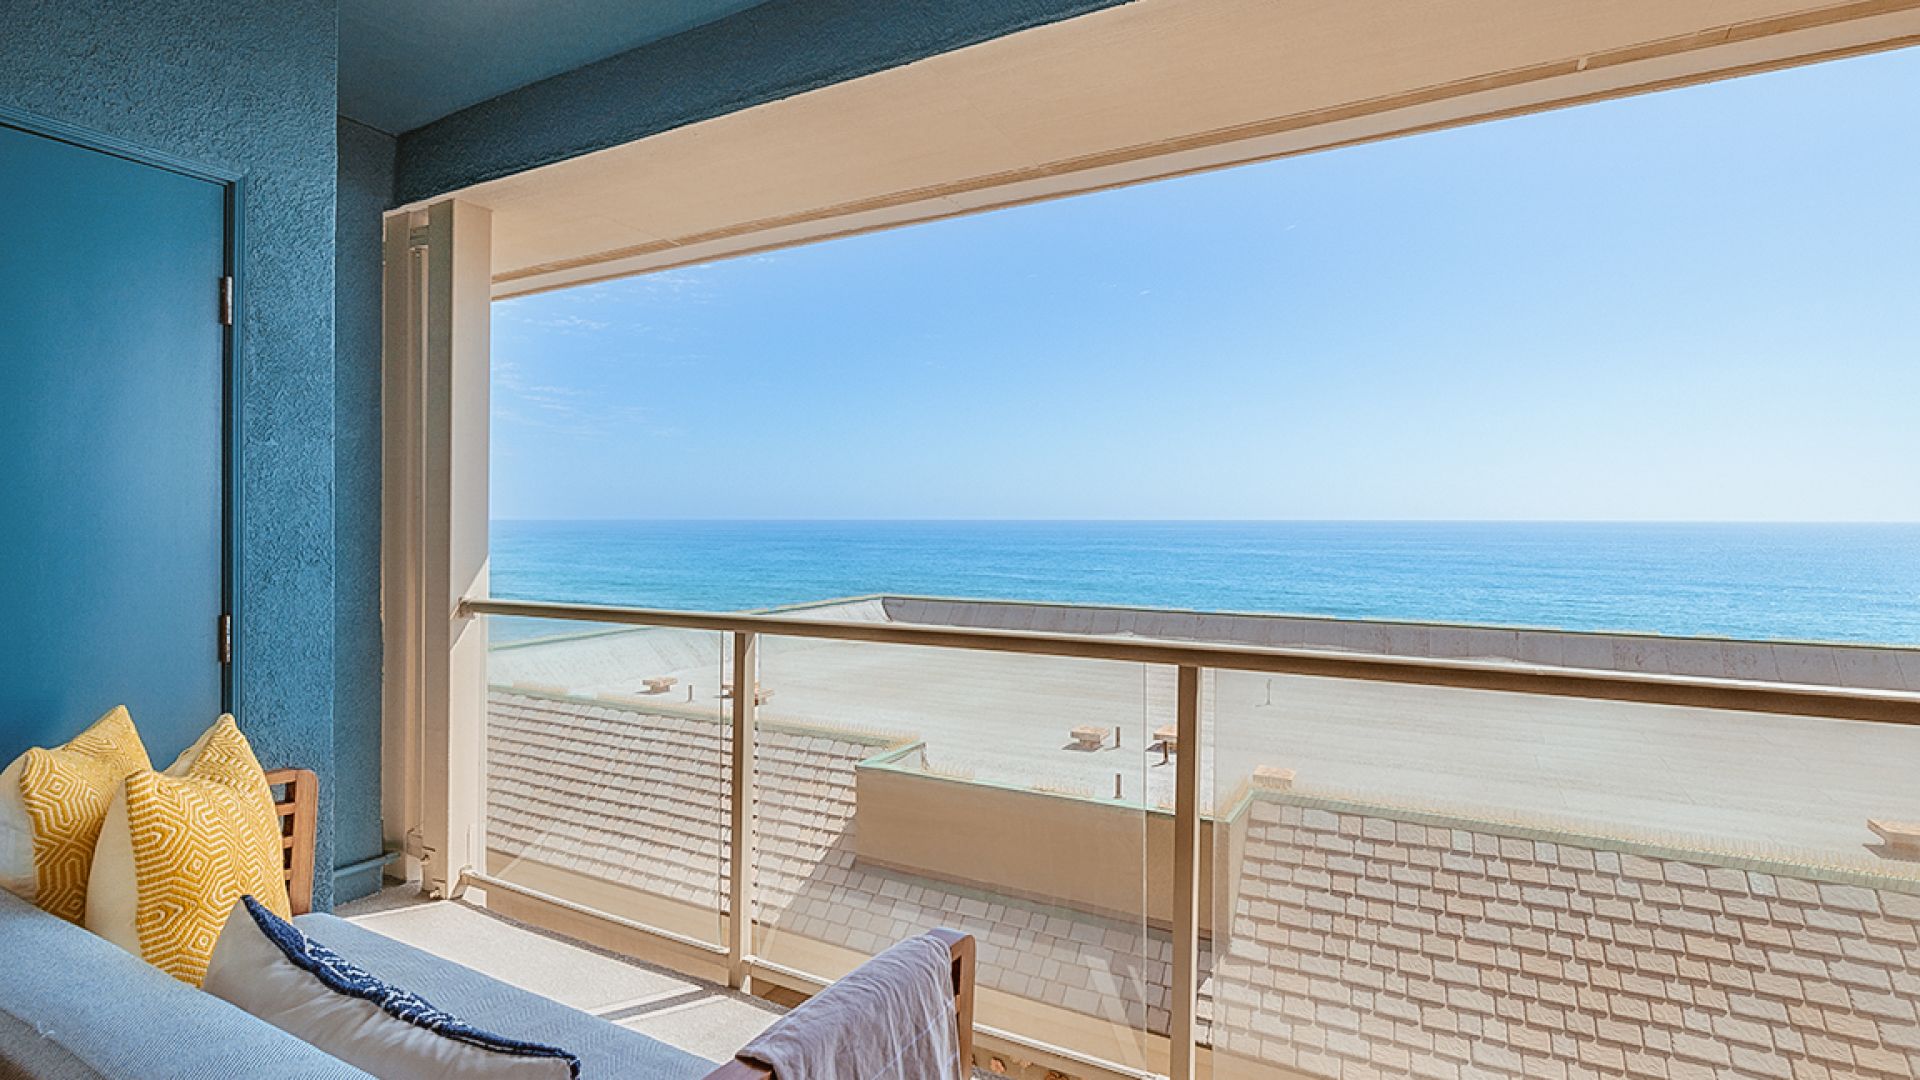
left=1245, top=786, right=1920, bottom=895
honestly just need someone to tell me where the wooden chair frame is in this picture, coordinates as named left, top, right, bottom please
left=265, top=768, right=318, bottom=917
left=267, top=766, right=975, bottom=1077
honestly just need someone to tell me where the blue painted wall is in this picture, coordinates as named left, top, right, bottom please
left=333, top=117, right=396, bottom=903
left=395, top=0, right=1135, bottom=202
left=3, top=0, right=1137, bottom=913
left=0, top=0, right=348, bottom=908
left=342, top=0, right=772, bottom=135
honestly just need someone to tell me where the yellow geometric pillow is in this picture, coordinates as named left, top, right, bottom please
left=17, top=706, right=150, bottom=922
left=86, top=715, right=289, bottom=984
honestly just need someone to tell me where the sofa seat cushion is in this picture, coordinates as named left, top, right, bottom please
left=292, top=911, right=718, bottom=1080
left=0, top=888, right=369, bottom=1079
left=208, top=897, right=581, bottom=1079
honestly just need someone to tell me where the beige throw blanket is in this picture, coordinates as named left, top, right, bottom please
left=737, top=933, right=961, bottom=1080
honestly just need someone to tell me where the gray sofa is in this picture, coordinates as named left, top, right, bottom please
left=0, top=888, right=716, bottom=1079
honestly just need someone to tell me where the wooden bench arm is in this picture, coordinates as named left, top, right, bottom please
left=265, top=768, right=318, bottom=916
left=702, top=929, right=976, bottom=1079
left=930, top=927, right=977, bottom=1072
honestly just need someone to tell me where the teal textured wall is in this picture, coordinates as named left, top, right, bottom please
left=0, top=0, right=347, bottom=908
left=334, top=117, right=396, bottom=903
left=395, top=0, right=1136, bottom=202
left=3, top=0, right=1139, bottom=913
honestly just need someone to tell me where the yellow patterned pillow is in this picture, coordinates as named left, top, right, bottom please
left=16, top=706, right=150, bottom=922
left=86, top=715, right=289, bottom=984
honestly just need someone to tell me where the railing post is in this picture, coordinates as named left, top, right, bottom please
left=728, top=630, right=758, bottom=991
left=1171, top=664, right=1202, bottom=1080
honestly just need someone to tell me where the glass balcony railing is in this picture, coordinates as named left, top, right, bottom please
left=1202, top=668, right=1920, bottom=1080
left=754, top=635, right=1161, bottom=1072
left=484, top=616, right=732, bottom=951
left=465, top=597, right=1920, bottom=1080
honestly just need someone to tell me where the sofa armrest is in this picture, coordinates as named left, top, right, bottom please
left=703, top=928, right=975, bottom=1079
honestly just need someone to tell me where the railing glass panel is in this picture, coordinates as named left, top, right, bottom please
left=484, top=615, right=733, bottom=948
left=752, top=633, right=1168, bottom=1073
left=1203, top=667, right=1920, bottom=1080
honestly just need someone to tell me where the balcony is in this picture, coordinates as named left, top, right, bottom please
left=349, top=13, right=1920, bottom=1074
left=13, top=1, right=1920, bottom=1078
left=430, top=594, right=1920, bottom=1080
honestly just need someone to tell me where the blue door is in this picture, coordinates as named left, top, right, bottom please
left=0, top=122, right=228, bottom=762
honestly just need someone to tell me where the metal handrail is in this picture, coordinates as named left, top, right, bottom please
left=462, top=596, right=1920, bottom=726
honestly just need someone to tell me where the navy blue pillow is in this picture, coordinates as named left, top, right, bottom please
left=240, top=895, right=582, bottom=1079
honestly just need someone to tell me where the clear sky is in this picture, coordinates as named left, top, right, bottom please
left=491, top=46, right=1919, bottom=522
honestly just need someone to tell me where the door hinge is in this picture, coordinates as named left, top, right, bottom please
left=218, top=613, right=233, bottom=665
left=219, top=276, right=234, bottom=326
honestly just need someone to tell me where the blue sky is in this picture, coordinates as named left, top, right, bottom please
left=491, top=47, right=1919, bottom=522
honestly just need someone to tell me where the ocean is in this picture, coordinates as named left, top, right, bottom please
left=488, top=520, right=1920, bottom=646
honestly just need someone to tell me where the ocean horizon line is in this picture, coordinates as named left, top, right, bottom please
left=490, top=517, right=1920, bottom=526
left=487, top=518, right=1920, bottom=645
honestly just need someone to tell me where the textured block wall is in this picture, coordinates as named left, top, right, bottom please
left=333, top=117, right=396, bottom=902
left=395, top=0, right=1139, bottom=201
left=1210, top=797, right=1920, bottom=1080
left=0, top=0, right=345, bottom=906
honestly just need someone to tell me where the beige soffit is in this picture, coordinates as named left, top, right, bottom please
left=430, top=0, right=1920, bottom=299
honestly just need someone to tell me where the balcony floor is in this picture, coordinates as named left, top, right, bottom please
left=336, top=887, right=783, bottom=1066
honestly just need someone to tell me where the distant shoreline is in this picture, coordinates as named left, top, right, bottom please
left=486, top=519, right=1920, bottom=646
left=489, top=517, right=1920, bottom=526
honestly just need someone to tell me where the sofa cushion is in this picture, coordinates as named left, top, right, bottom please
left=0, top=887, right=368, bottom=1079
left=0, top=751, right=40, bottom=904
left=15, top=706, right=149, bottom=922
left=293, top=911, right=718, bottom=1080
left=206, top=896, right=580, bottom=1080
left=86, top=714, right=290, bottom=984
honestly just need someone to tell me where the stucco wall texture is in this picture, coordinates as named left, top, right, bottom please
left=0, top=0, right=347, bottom=907
left=393, top=0, right=1139, bottom=202
left=1211, top=796, right=1920, bottom=1080
left=333, top=117, right=396, bottom=902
